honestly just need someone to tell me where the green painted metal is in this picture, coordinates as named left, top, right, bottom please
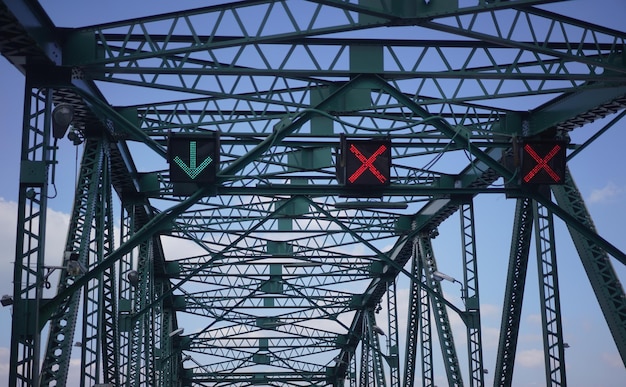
left=459, top=200, right=485, bottom=387
left=419, top=236, right=464, bottom=387
left=385, top=280, right=400, bottom=387
left=552, top=170, right=626, bottom=366
left=403, top=243, right=421, bottom=387
left=418, top=254, right=434, bottom=387
left=360, top=309, right=387, bottom=386
left=493, top=197, right=534, bottom=386
left=9, top=84, right=54, bottom=387
left=40, top=138, right=108, bottom=385
left=96, top=150, right=120, bottom=386
left=1, top=0, right=626, bottom=386
left=532, top=199, right=567, bottom=386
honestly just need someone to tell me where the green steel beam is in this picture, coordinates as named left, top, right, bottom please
left=385, top=280, right=400, bottom=387
left=96, top=150, right=121, bottom=386
left=370, top=75, right=515, bottom=180
left=402, top=237, right=434, bottom=387
left=419, top=235, right=464, bottom=387
left=423, top=7, right=626, bottom=77
left=529, top=190, right=626, bottom=265
left=9, top=83, right=53, bottom=387
left=529, top=87, right=626, bottom=136
left=40, top=138, right=105, bottom=386
left=419, top=255, right=435, bottom=387
left=63, top=0, right=570, bottom=67
left=532, top=199, right=567, bottom=386
left=459, top=199, right=485, bottom=387
left=567, top=109, right=626, bottom=160
left=493, top=197, right=534, bottom=386
left=552, top=169, right=626, bottom=366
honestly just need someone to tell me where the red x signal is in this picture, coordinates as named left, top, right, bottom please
left=340, top=139, right=391, bottom=188
left=348, top=144, right=388, bottom=184
left=520, top=140, right=566, bottom=185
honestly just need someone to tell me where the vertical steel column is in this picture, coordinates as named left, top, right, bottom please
left=459, top=200, right=485, bottom=387
left=385, top=281, right=400, bottom=387
left=349, top=349, right=357, bottom=387
left=99, top=147, right=121, bottom=387
left=80, top=259, right=102, bottom=387
left=158, top=306, right=175, bottom=387
left=494, top=197, right=534, bottom=386
left=9, top=85, right=53, bottom=387
left=552, top=169, right=626, bottom=366
left=419, top=258, right=434, bottom=387
left=359, top=316, right=371, bottom=387
left=117, top=202, right=137, bottom=386
left=80, top=139, right=117, bottom=386
left=127, top=238, right=155, bottom=386
left=40, top=137, right=104, bottom=386
left=533, top=199, right=567, bottom=386
left=419, top=235, right=464, bottom=387
left=151, top=285, right=163, bottom=387
left=76, top=139, right=106, bottom=386
left=365, top=309, right=387, bottom=386
left=403, top=238, right=422, bottom=387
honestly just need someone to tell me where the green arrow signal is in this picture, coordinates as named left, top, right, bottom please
left=173, top=141, right=213, bottom=179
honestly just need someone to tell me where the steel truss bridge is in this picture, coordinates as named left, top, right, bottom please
left=1, top=0, right=625, bottom=386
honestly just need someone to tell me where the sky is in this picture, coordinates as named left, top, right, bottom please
left=1, top=1, right=626, bottom=386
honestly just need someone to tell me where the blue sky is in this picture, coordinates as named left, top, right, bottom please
left=1, top=1, right=625, bottom=386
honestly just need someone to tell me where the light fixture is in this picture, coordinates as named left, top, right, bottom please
left=65, top=251, right=87, bottom=276
left=127, top=270, right=139, bottom=287
left=169, top=327, right=184, bottom=337
left=431, top=270, right=466, bottom=302
left=67, top=127, right=83, bottom=145
left=1, top=294, right=13, bottom=307
left=372, top=325, right=385, bottom=336
left=52, top=104, right=74, bottom=139
left=66, top=261, right=87, bottom=276
left=432, top=270, right=457, bottom=283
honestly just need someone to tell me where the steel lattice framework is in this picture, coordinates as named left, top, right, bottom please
left=1, top=0, right=625, bottom=386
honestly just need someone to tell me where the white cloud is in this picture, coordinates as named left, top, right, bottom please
left=526, top=313, right=542, bottom=325
left=517, top=349, right=544, bottom=368
left=0, top=198, right=71, bottom=299
left=601, top=352, right=624, bottom=368
left=480, top=303, right=500, bottom=318
left=481, top=326, right=501, bottom=350
left=0, top=198, right=18, bottom=268
left=587, top=182, right=624, bottom=204
left=0, top=199, right=73, bottom=386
